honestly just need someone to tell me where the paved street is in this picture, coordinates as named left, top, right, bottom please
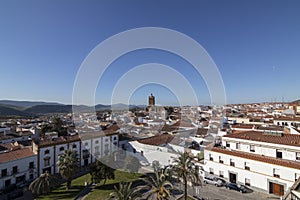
left=187, top=183, right=280, bottom=200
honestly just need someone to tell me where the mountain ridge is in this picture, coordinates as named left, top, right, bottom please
left=0, top=100, right=146, bottom=117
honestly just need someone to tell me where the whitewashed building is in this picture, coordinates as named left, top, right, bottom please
left=32, top=132, right=119, bottom=176
left=204, top=131, right=300, bottom=197
left=0, top=147, right=37, bottom=190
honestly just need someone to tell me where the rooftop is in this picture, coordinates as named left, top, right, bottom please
left=223, top=131, right=300, bottom=147
left=138, top=134, right=174, bottom=146
left=0, top=148, right=35, bottom=163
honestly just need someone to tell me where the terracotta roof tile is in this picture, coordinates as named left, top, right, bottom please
left=138, top=134, right=174, bottom=146
left=0, top=148, right=35, bottom=163
left=224, top=131, right=300, bottom=147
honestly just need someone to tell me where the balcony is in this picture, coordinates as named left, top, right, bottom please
left=11, top=169, right=19, bottom=175
left=274, top=174, right=280, bottom=178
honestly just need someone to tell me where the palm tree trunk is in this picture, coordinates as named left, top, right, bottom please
left=66, top=179, right=71, bottom=190
left=184, top=178, right=188, bottom=200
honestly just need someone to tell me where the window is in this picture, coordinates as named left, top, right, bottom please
left=236, top=143, right=240, bottom=150
left=29, top=173, right=34, bottom=180
left=95, top=140, right=99, bottom=144
left=209, top=168, right=214, bottom=175
left=5, top=179, right=11, bottom=187
left=105, top=138, right=109, bottom=142
left=296, top=152, right=300, bottom=161
left=209, top=153, right=213, bottom=161
left=295, top=173, right=300, bottom=181
left=219, top=171, right=224, bottom=178
left=1, top=169, right=7, bottom=177
left=85, top=142, right=88, bottom=146
left=276, top=150, right=283, bottom=159
left=250, top=145, right=255, bottom=152
left=219, top=156, right=223, bottom=164
left=273, top=168, right=280, bottom=178
left=245, top=162, right=250, bottom=170
left=29, top=162, right=34, bottom=169
left=72, top=144, right=77, bottom=149
left=12, top=166, right=18, bottom=174
left=230, top=159, right=235, bottom=167
left=94, top=146, right=100, bottom=156
left=104, top=144, right=109, bottom=155
left=44, top=157, right=50, bottom=167
left=82, top=149, right=90, bottom=159
left=113, top=136, right=117, bottom=141
left=245, top=178, right=251, bottom=186
left=59, top=147, right=64, bottom=151
left=226, top=142, right=230, bottom=148
left=45, top=149, right=50, bottom=154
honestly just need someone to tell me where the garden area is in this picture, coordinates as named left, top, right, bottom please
left=36, top=170, right=143, bottom=200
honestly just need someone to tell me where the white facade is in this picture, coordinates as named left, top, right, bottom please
left=33, top=133, right=119, bottom=176
left=204, top=132, right=300, bottom=196
left=0, top=148, right=37, bottom=190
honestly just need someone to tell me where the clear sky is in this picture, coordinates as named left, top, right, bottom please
left=0, top=0, right=299, bottom=105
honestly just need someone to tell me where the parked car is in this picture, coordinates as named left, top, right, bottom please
left=140, top=160, right=150, bottom=166
left=203, top=175, right=223, bottom=187
left=225, top=182, right=247, bottom=193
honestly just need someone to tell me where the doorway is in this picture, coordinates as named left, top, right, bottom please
left=269, top=182, right=284, bottom=196
left=229, top=172, right=237, bottom=183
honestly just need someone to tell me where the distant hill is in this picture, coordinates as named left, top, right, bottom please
left=0, top=100, right=145, bottom=116
left=0, top=105, right=32, bottom=117
left=24, top=105, right=73, bottom=115
left=291, top=99, right=300, bottom=105
left=0, top=100, right=62, bottom=108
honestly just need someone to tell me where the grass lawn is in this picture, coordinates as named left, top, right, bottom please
left=85, top=170, right=144, bottom=200
left=36, top=174, right=91, bottom=200
left=36, top=171, right=143, bottom=200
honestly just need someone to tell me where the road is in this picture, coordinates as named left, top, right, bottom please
left=187, top=183, right=280, bottom=200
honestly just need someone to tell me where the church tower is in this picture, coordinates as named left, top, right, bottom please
left=148, top=93, right=155, bottom=106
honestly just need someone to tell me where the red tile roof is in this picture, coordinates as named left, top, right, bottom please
left=138, top=134, right=174, bottom=146
left=224, top=131, right=300, bottom=147
left=210, top=147, right=300, bottom=170
left=0, top=148, right=35, bottom=163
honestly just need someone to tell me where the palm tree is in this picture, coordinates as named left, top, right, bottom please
left=29, top=171, right=58, bottom=196
left=145, top=166, right=173, bottom=200
left=108, top=181, right=141, bottom=200
left=57, top=149, right=79, bottom=190
left=172, top=151, right=201, bottom=200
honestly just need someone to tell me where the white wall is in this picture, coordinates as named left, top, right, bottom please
left=0, top=154, right=37, bottom=189
left=204, top=149, right=300, bottom=193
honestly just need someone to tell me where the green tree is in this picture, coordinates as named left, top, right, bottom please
left=109, top=182, right=141, bottom=200
left=57, top=149, right=79, bottom=190
left=52, top=117, right=68, bottom=136
left=124, top=155, right=141, bottom=174
left=145, top=166, right=173, bottom=200
left=29, top=171, right=58, bottom=196
left=88, top=160, right=115, bottom=184
left=172, top=151, right=201, bottom=200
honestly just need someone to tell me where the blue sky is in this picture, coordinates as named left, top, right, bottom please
left=0, top=0, right=299, bottom=105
